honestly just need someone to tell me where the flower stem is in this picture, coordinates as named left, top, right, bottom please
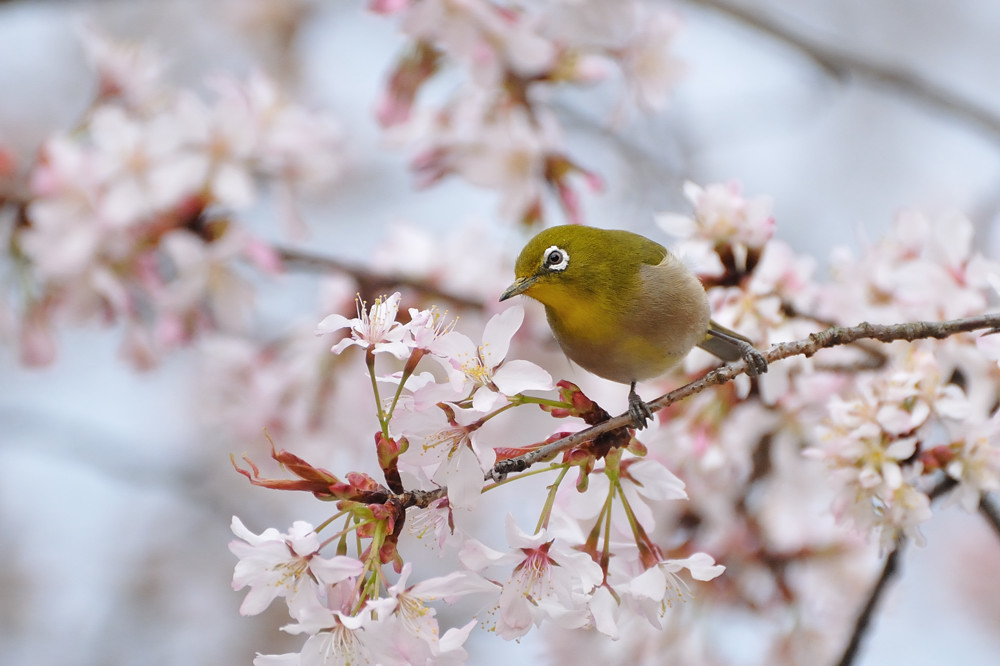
left=483, top=463, right=567, bottom=492
left=469, top=400, right=520, bottom=429
left=513, top=394, right=574, bottom=410
left=315, top=509, right=350, bottom=534
left=385, top=351, right=422, bottom=422
left=365, top=348, right=389, bottom=438
left=535, top=465, right=571, bottom=533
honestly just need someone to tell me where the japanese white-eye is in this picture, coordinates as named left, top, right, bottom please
left=500, top=225, right=767, bottom=428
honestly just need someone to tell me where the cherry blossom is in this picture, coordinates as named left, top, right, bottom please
left=373, top=0, right=682, bottom=223
left=659, top=181, right=774, bottom=246
left=624, top=553, right=725, bottom=628
left=258, top=594, right=376, bottom=666
left=12, top=30, right=341, bottom=367
left=317, top=292, right=410, bottom=359
left=822, top=209, right=1000, bottom=324
left=391, top=401, right=495, bottom=510
left=619, top=9, right=685, bottom=111
left=229, top=517, right=365, bottom=616
left=460, top=514, right=603, bottom=640
left=79, top=25, right=166, bottom=107
left=434, top=304, right=553, bottom=410
left=395, top=0, right=556, bottom=86
left=938, top=413, right=1000, bottom=512
left=363, top=563, right=496, bottom=662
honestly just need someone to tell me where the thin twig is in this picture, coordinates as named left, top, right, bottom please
left=834, top=540, right=904, bottom=666
left=483, top=313, right=1000, bottom=483
left=686, top=0, right=1000, bottom=143
left=835, top=476, right=964, bottom=666
left=275, top=246, right=484, bottom=310
left=979, top=493, right=1000, bottom=543
left=400, top=313, right=1000, bottom=507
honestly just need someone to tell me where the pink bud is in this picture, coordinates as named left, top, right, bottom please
left=369, top=0, right=411, bottom=14
left=243, top=236, right=284, bottom=274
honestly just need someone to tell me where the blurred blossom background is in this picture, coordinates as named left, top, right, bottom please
left=2, top=1, right=1000, bottom=665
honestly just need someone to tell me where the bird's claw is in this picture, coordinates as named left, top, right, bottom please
left=628, top=382, right=652, bottom=430
left=742, top=345, right=769, bottom=377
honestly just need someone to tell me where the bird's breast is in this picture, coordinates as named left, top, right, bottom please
left=543, top=259, right=710, bottom=384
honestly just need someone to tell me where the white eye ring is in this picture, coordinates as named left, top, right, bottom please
left=542, top=245, right=569, bottom=271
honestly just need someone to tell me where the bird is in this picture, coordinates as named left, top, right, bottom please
left=499, top=225, right=768, bottom=429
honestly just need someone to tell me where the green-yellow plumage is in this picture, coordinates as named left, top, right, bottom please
left=500, top=225, right=767, bottom=428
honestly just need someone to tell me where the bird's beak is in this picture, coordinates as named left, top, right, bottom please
left=500, top=275, right=537, bottom=301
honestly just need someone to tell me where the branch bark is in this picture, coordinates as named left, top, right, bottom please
left=980, top=493, right=1000, bottom=543
left=275, top=246, right=484, bottom=310
left=486, top=313, right=1000, bottom=482
left=834, top=540, right=904, bottom=666
left=834, top=477, right=969, bottom=666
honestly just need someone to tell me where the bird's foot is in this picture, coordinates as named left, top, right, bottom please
left=738, top=342, right=769, bottom=377
left=721, top=336, right=768, bottom=377
left=628, top=382, right=653, bottom=430
left=705, top=326, right=769, bottom=377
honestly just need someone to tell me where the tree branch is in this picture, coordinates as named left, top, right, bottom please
left=400, top=314, right=1000, bottom=507
left=834, top=539, right=904, bottom=666
left=979, top=493, right=1000, bottom=543
left=485, top=313, right=1000, bottom=482
left=833, top=477, right=967, bottom=666
left=685, top=0, right=1000, bottom=143
left=275, top=246, right=484, bottom=310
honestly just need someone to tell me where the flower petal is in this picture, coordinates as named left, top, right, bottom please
left=316, top=312, right=352, bottom=335
left=481, top=306, right=524, bottom=366
left=491, top=359, right=553, bottom=395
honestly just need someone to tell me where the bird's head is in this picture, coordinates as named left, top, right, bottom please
left=500, top=225, right=664, bottom=308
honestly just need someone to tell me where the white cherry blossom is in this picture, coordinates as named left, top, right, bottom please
left=229, top=517, right=364, bottom=617
left=317, top=292, right=411, bottom=359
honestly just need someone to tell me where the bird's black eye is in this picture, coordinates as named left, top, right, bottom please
left=541, top=245, right=569, bottom=271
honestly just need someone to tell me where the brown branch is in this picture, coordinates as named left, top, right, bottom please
left=834, top=476, right=963, bottom=666
left=781, top=301, right=889, bottom=371
left=401, top=313, right=1000, bottom=507
left=980, top=493, right=1000, bottom=543
left=834, top=539, right=904, bottom=666
left=686, top=0, right=1000, bottom=143
left=275, top=246, right=484, bottom=310
left=486, top=313, right=1000, bottom=482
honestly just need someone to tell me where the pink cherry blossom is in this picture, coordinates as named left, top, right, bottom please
left=398, top=0, right=555, bottom=86
left=79, top=25, right=165, bottom=107
left=434, top=305, right=553, bottom=411
left=561, top=457, right=688, bottom=534
left=364, top=563, right=496, bottom=661
left=941, top=413, right=1000, bottom=512
left=624, top=553, right=725, bottom=629
left=391, top=402, right=495, bottom=510
left=262, top=597, right=375, bottom=666
left=620, top=10, right=685, bottom=111
left=460, top=514, right=602, bottom=639
left=317, top=292, right=411, bottom=359
left=658, top=180, right=776, bottom=274
left=229, top=516, right=364, bottom=616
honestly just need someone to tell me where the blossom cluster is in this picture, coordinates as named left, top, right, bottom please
left=3, top=8, right=998, bottom=666
left=3, top=29, right=342, bottom=367
left=231, top=291, right=727, bottom=663
left=371, top=0, right=684, bottom=224
left=224, top=178, right=1000, bottom=664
